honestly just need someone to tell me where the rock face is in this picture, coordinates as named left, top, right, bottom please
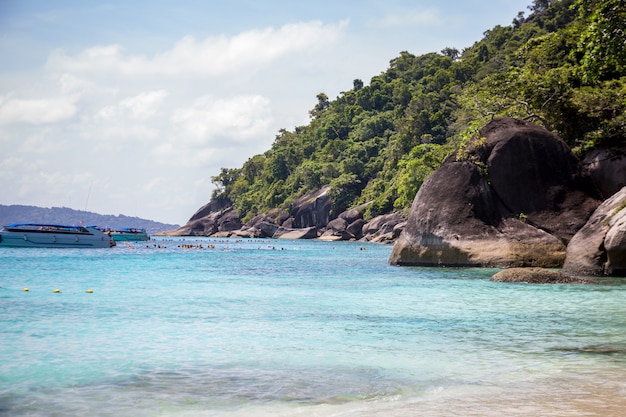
left=168, top=201, right=239, bottom=236
left=562, top=186, right=626, bottom=276
left=291, top=185, right=332, bottom=229
left=317, top=210, right=405, bottom=242
left=582, top=148, right=626, bottom=199
left=318, top=217, right=353, bottom=241
left=361, top=213, right=406, bottom=243
left=389, top=118, right=601, bottom=268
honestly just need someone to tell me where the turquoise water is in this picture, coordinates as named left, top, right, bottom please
left=1, top=238, right=625, bottom=416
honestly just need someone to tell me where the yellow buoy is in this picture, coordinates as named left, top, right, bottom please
left=53, top=289, right=61, bottom=293
left=23, top=288, right=29, bottom=292
left=85, top=289, right=93, bottom=293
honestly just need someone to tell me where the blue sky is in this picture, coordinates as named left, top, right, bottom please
left=0, top=0, right=531, bottom=225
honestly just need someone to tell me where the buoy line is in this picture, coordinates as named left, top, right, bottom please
left=0, top=286, right=97, bottom=294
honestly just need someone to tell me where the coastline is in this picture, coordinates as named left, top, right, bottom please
left=219, top=375, right=626, bottom=417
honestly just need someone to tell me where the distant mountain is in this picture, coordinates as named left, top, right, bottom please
left=0, top=205, right=179, bottom=234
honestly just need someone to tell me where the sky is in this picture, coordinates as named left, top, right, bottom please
left=0, top=0, right=532, bottom=225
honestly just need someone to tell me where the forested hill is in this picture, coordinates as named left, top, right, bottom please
left=208, top=0, right=625, bottom=223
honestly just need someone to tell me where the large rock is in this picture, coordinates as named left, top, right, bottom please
left=339, top=208, right=364, bottom=224
left=582, top=148, right=626, bottom=199
left=605, top=211, right=626, bottom=275
left=563, top=186, right=626, bottom=276
left=318, top=217, right=354, bottom=241
left=187, top=198, right=231, bottom=222
left=168, top=206, right=240, bottom=236
left=390, top=118, right=601, bottom=267
left=318, top=206, right=369, bottom=241
left=239, top=209, right=288, bottom=238
left=274, top=226, right=318, bottom=239
left=347, top=219, right=366, bottom=240
left=362, top=213, right=406, bottom=243
left=290, top=185, right=332, bottom=228
left=217, top=209, right=242, bottom=232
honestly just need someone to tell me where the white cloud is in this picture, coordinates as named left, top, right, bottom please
left=82, top=90, right=170, bottom=146
left=0, top=156, right=24, bottom=175
left=18, top=128, right=63, bottom=154
left=172, top=94, right=272, bottom=145
left=97, top=90, right=168, bottom=121
left=46, top=20, right=347, bottom=78
left=1, top=167, right=94, bottom=206
left=0, top=96, right=76, bottom=125
left=120, top=90, right=168, bottom=119
left=0, top=17, right=350, bottom=223
left=58, top=73, right=94, bottom=98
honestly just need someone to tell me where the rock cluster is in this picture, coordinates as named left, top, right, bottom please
left=167, top=185, right=405, bottom=243
left=390, top=117, right=626, bottom=277
left=390, top=118, right=601, bottom=268
left=318, top=210, right=405, bottom=242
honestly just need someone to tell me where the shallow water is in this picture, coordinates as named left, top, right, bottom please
left=1, top=237, right=625, bottom=416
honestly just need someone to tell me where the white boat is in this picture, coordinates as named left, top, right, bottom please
left=107, top=227, right=150, bottom=242
left=0, top=223, right=116, bottom=248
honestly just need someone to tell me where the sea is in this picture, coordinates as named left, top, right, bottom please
left=1, top=237, right=625, bottom=417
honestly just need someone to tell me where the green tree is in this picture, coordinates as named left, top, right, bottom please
left=309, top=93, right=330, bottom=118
left=211, top=167, right=241, bottom=200
left=441, top=47, right=460, bottom=61
left=528, top=0, right=554, bottom=12
left=574, top=0, right=626, bottom=83
left=329, top=173, right=361, bottom=216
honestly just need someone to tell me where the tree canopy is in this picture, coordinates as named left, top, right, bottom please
left=209, top=0, right=625, bottom=222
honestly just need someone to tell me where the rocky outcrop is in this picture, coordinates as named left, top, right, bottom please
left=562, top=186, right=626, bottom=276
left=317, top=208, right=406, bottom=242
left=389, top=118, right=601, bottom=267
left=490, top=268, right=597, bottom=284
left=319, top=205, right=367, bottom=241
left=361, top=213, right=406, bottom=243
left=274, top=226, right=318, bottom=239
left=290, top=185, right=332, bottom=229
left=171, top=185, right=404, bottom=241
left=234, top=209, right=288, bottom=238
left=167, top=204, right=240, bottom=236
left=318, top=217, right=353, bottom=241
left=188, top=198, right=231, bottom=222
left=582, top=148, right=626, bottom=199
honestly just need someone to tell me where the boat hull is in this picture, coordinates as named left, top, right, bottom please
left=0, top=225, right=115, bottom=248
left=110, top=231, right=149, bottom=242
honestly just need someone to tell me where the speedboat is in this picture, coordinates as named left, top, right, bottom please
left=0, top=223, right=116, bottom=248
left=107, top=227, right=150, bottom=242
